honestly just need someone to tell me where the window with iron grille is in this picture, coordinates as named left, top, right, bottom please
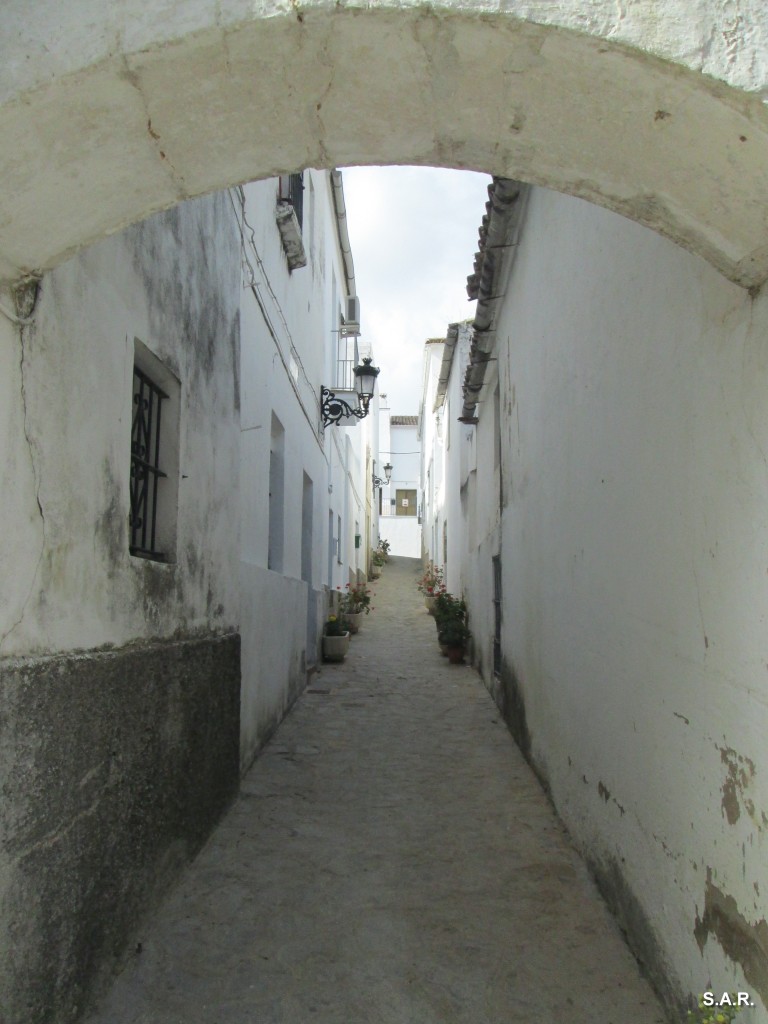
left=129, top=339, right=180, bottom=563
left=130, top=366, right=169, bottom=560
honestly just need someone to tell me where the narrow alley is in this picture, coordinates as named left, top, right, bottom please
left=85, top=557, right=666, bottom=1024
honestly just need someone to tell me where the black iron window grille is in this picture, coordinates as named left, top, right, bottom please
left=130, top=366, right=169, bottom=560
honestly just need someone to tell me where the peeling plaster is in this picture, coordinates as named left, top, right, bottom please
left=719, top=745, right=759, bottom=828
left=694, top=868, right=768, bottom=1011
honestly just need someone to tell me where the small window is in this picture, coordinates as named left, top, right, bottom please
left=129, top=340, right=179, bottom=562
left=396, top=488, right=417, bottom=517
left=276, top=173, right=307, bottom=271
left=279, top=172, right=305, bottom=229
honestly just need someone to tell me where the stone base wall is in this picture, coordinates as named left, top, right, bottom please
left=0, top=633, right=240, bottom=1024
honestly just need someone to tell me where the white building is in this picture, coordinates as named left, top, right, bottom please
left=421, top=179, right=768, bottom=1021
left=419, top=323, right=473, bottom=593
left=0, top=169, right=380, bottom=1024
left=378, top=400, right=421, bottom=558
left=237, top=171, right=380, bottom=769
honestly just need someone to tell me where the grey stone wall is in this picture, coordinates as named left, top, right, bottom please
left=0, top=633, right=240, bottom=1024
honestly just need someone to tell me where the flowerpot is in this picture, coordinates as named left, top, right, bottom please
left=346, top=611, right=363, bottom=634
left=439, top=644, right=449, bottom=657
left=425, top=596, right=437, bottom=615
left=446, top=646, right=465, bottom=664
left=322, top=632, right=350, bottom=662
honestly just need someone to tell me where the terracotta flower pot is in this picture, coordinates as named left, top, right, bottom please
left=447, top=646, right=465, bottom=664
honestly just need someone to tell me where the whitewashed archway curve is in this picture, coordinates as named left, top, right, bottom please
left=1, top=1, right=768, bottom=287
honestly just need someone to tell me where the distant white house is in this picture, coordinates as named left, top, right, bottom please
left=419, top=323, right=473, bottom=594
left=378, top=398, right=420, bottom=557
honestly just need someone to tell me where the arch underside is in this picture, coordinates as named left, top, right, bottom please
left=1, top=5, right=767, bottom=287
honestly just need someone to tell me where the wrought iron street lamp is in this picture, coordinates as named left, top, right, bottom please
left=352, top=357, right=380, bottom=414
left=372, top=462, right=393, bottom=491
left=321, top=356, right=381, bottom=428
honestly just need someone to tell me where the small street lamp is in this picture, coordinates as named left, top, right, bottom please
left=352, top=357, right=380, bottom=415
left=372, top=462, right=393, bottom=492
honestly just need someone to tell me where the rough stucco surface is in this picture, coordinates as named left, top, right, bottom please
left=458, top=187, right=768, bottom=1020
left=0, top=2, right=767, bottom=286
left=0, top=190, right=241, bottom=657
left=0, top=634, right=240, bottom=1024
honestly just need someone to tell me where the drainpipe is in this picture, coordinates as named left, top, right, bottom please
left=330, top=170, right=356, bottom=297
left=459, top=178, right=528, bottom=423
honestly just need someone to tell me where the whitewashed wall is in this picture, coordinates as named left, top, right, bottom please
left=443, top=325, right=473, bottom=598
left=0, top=168, right=375, bottom=1024
left=236, top=170, right=373, bottom=769
left=419, top=343, right=445, bottom=568
left=0, top=194, right=241, bottom=657
left=380, top=419, right=421, bottom=558
left=0, top=192, right=244, bottom=1024
left=463, top=186, right=768, bottom=1019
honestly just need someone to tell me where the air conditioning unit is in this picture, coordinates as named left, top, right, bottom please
left=341, top=295, right=360, bottom=336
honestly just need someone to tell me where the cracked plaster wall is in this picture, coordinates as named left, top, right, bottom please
left=0, top=2, right=768, bottom=287
left=461, top=186, right=768, bottom=1019
left=0, top=191, right=241, bottom=657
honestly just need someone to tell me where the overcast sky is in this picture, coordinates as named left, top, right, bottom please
left=340, top=166, right=491, bottom=416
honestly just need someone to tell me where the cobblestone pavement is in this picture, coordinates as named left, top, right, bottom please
left=85, top=557, right=667, bottom=1024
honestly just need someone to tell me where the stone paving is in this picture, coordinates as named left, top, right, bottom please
left=85, top=557, right=667, bottom=1024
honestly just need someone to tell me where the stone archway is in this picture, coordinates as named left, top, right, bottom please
left=1, top=1, right=768, bottom=288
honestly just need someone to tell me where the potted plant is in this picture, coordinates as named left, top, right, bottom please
left=339, top=582, right=374, bottom=634
left=417, top=562, right=445, bottom=614
left=433, top=592, right=465, bottom=653
left=433, top=592, right=464, bottom=626
left=322, top=615, right=350, bottom=662
left=370, top=548, right=385, bottom=577
left=437, top=618, right=471, bottom=664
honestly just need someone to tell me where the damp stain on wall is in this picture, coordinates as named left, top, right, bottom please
left=718, top=745, right=759, bottom=827
left=694, top=868, right=768, bottom=1009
